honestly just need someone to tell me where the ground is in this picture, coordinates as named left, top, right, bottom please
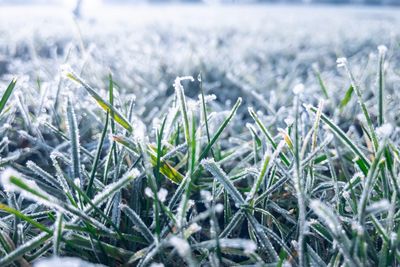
left=0, top=4, right=399, bottom=267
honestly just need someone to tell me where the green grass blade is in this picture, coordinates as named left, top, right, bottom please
left=0, top=203, right=51, bottom=234
left=248, top=107, right=290, bottom=166
left=199, top=97, right=242, bottom=161
left=202, top=158, right=245, bottom=205
left=87, top=112, right=109, bottom=197
left=338, top=58, right=379, bottom=152
left=120, top=204, right=154, bottom=243
left=67, top=98, right=82, bottom=187
left=53, top=211, right=63, bottom=256
left=307, top=104, right=371, bottom=169
left=62, top=65, right=133, bottom=133
left=0, top=78, right=17, bottom=115
left=339, top=85, right=354, bottom=111
left=0, top=233, right=51, bottom=266
left=377, top=45, right=387, bottom=126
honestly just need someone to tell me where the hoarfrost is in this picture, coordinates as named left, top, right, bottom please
left=378, top=45, right=388, bottom=55
left=34, top=257, right=105, bottom=267
left=292, top=84, right=304, bottom=95
left=336, top=57, right=348, bottom=68
left=157, top=188, right=168, bottom=203
left=376, top=123, right=393, bottom=139
left=170, top=236, right=191, bottom=257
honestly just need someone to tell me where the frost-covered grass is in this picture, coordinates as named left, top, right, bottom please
left=0, top=4, right=400, bottom=267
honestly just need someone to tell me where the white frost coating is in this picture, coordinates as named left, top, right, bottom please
left=149, top=263, right=165, bottom=267
left=157, top=188, right=168, bottom=202
left=310, top=200, right=342, bottom=235
left=243, top=240, right=257, bottom=254
left=144, top=187, right=154, bottom=198
left=176, top=76, right=195, bottom=83
left=336, top=57, right=348, bottom=68
left=34, top=256, right=105, bottom=267
left=302, top=103, right=313, bottom=112
left=1, top=168, right=21, bottom=192
left=351, top=221, right=364, bottom=235
left=1, top=168, right=54, bottom=206
left=307, top=219, right=318, bottom=225
left=187, top=223, right=202, bottom=234
left=60, top=64, right=74, bottom=78
left=136, top=120, right=147, bottom=142
left=197, top=93, right=217, bottom=104
left=200, top=190, right=212, bottom=202
left=89, top=168, right=140, bottom=209
left=292, top=83, right=304, bottom=95
left=170, top=236, right=191, bottom=257
left=73, top=178, right=80, bottom=188
left=284, top=116, right=295, bottom=127
left=187, top=99, right=198, bottom=112
left=291, top=240, right=299, bottom=250
left=391, top=232, right=398, bottom=242
left=376, top=123, right=393, bottom=138
left=367, top=199, right=390, bottom=213
left=187, top=199, right=195, bottom=208
left=215, top=203, right=224, bottom=213
left=378, top=45, right=388, bottom=55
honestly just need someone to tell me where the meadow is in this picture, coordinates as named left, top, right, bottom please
left=0, top=4, right=400, bottom=266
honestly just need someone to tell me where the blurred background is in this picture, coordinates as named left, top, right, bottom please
left=0, top=0, right=399, bottom=118
left=0, top=0, right=399, bottom=5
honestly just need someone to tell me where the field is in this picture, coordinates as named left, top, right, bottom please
left=0, top=4, right=400, bottom=266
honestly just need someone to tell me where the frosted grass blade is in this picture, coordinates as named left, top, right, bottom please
left=62, top=66, right=133, bottom=133
left=0, top=78, right=17, bottom=115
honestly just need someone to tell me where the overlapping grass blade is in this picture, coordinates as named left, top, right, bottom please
left=62, top=65, right=133, bottom=133
left=120, top=204, right=154, bottom=243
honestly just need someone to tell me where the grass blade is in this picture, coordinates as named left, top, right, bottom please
left=0, top=78, right=17, bottom=115
left=62, top=65, right=133, bottom=133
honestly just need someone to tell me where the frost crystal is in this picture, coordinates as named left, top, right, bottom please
left=292, top=83, right=304, bottom=95
left=200, top=190, right=212, bottom=202
left=187, top=199, right=195, bottom=207
left=376, top=123, right=393, bottom=139
left=215, top=203, right=224, bottom=213
left=197, top=94, right=217, bottom=106
left=157, top=188, right=168, bottom=202
left=187, top=223, right=202, bottom=234
left=34, top=256, right=104, bottom=267
left=391, top=232, right=397, bottom=242
left=74, top=178, right=81, bottom=188
left=378, top=45, right=388, bottom=55
left=351, top=221, right=364, bottom=235
left=144, top=187, right=154, bottom=198
left=1, top=168, right=21, bottom=192
left=170, top=236, right=191, bottom=257
left=149, top=263, right=164, bottom=267
left=336, top=57, right=348, bottom=68
left=291, top=240, right=299, bottom=250
left=243, top=241, right=257, bottom=254
left=60, top=64, right=74, bottom=78
left=284, top=116, right=295, bottom=127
